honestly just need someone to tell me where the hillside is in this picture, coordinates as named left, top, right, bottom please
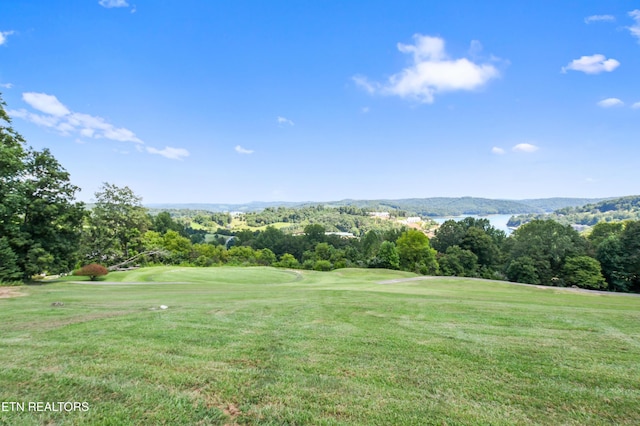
left=2, top=267, right=639, bottom=425
left=508, top=195, right=640, bottom=227
left=518, top=197, right=611, bottom=212
left=147, top=196, right=605, bottom=217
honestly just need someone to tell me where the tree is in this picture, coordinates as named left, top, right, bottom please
left=256, top=248, right=277, bottom=266
left=432, top=218, right=504, bottom=277
left=563, top=256, right=607, bottom=290
left=276, top=253, right=300, bottom=269
left=17, top=149, right=85, bottom=276
left=313, top=260, right=333, bottom=271
left=595, top=235, right=627, bottom=291
left=439, top=245, right=478, bottom=277
left=588, top=222, right=624, bottom=248
left=619, top=221, right=640, bottom=292
left=396, top=229, right=438, bottom=275
left=83, top=183, right=151, bottom=265
left=162, top=230, right=192, bottom=263
left=75, top=263, right=109, bottom=281
left=314, top=242, right=334, bottom=261
left=227, top=246, right=258, bottom=265
left=152, top=211, right=185, bottom=235
left=461, top=227, right=499, bottom=269
left=506, top=220, right=587, bottom=286
left=362, top=230, right=383, bottom=258
left=506, top=256, right=539, bottom=284
left=374, top=241, right=400, bottom=270
left=192, top=243, right=227, bottom=266
left=1, top=95, right=85, bottom=279
left=253, top=226, right=287, bottom=256
left=0, top=237, right=21, bottom=282
left=303, top=224, right=326, bottom=246
left=431, top=220, right=465, bottom=253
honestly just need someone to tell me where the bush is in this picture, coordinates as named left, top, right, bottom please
left=313, top=260, right=333, bottom=271
left=275, top=253, right=300, bottom=269
left=75, top=263, right=109, bottom=281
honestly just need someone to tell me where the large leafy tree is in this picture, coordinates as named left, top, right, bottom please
left=432, top=217, right=504, bottom=277
left=396, top=229, right=439, bottom=275
left=431, top=220, right=465, bottom=253
left=0, top=95, right=84, bottom=280
left=17, top=149, right=85, bottom=276
left=562, top=256, right=607, bottom=290
left=618, top=221, right=640, bottom=292
left=82, top=183, right=151, bottom=265
left=0, top=98, right=26, bottom=280
left=368, top=240, right=400, bottom=270
left=439, top=245, right=478, bottom=277
left=505, top=220, right=587, bottom=286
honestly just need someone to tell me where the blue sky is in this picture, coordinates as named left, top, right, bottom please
left=1, top=1, right=639, bottom=204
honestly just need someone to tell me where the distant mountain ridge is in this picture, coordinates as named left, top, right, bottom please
left=146, top=196, right=611, bottom=217
left=508, top=195, right=640, bottom=227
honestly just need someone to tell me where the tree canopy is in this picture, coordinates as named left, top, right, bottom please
left=0, top=95, right=84, bottom=281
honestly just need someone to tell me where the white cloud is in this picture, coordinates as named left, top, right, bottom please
left=0, top=83, right=13, bottom=89
left=361, top=106, right=370, bottom=113
left=512, top=143, right=539, bottom=153
left=491, top=147, right=505, bottom=155
left=146, top=146, right=190, bottom=160
left=0, top=30, right=14, bottom=46
left=277, top=116, right=294, bottom=126
left=235, top=145, right=254, bottom=154
left=11, top=91, right=189, bottom=160
left=629, top=10, right=640, bottom=42
left=467, top=40, right=484, bottom=59
left=8, top=109, right=60, bottom=128
left=632, top=102, right=640, bottom=109
left=597, top=98, right=624, bottom=107
left=12, top=92, right=145, bottom=144
left=98, top=0, right=129, bottom=8
left=353, top=76, right=376, bottom=94
left=354, top=34, right=500, bottom=104
left=23, top=92, right=70, bottom=116
left=584, top=15, right=615, bottom=24
left=562, top=54, right=620, bottom=74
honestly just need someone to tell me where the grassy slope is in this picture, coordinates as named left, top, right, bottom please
left=1, top=267, right=639, bottom=425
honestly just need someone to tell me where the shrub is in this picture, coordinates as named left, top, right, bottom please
left=275, top=253, right=300, bottom=269
left=75, top=263, right=109, bottom=281
left=313, top=260, right=333, bottom=271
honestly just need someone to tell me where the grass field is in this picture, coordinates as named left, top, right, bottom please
left=1, top=267, right=639, bottom=425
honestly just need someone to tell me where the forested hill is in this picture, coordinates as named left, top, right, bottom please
left=508, top=195, right=640, bottom=227
left=147, top=197, right=605, bottom=216
left=146, top=201, right=308, bottom=212
left=518, top=197, right=610, bottom=212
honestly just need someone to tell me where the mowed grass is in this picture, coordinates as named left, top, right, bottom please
left=1, top=267, right=639, bottom=425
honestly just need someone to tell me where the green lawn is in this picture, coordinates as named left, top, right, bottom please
left=1, top=267, right=639, bottom=425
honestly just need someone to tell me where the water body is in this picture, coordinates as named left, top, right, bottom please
left=431, top=214, right=514, bottom=235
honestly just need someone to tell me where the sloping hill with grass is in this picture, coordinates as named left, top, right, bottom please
left=1, top=267, right=639, bottom=425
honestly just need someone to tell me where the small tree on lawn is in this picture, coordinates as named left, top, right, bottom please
left=75, top=263, right=109, bottom=281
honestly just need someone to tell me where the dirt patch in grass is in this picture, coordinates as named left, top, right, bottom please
left=0, top=287, right=27, bottom=299
left=223, top=403, right=242, bottom=425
